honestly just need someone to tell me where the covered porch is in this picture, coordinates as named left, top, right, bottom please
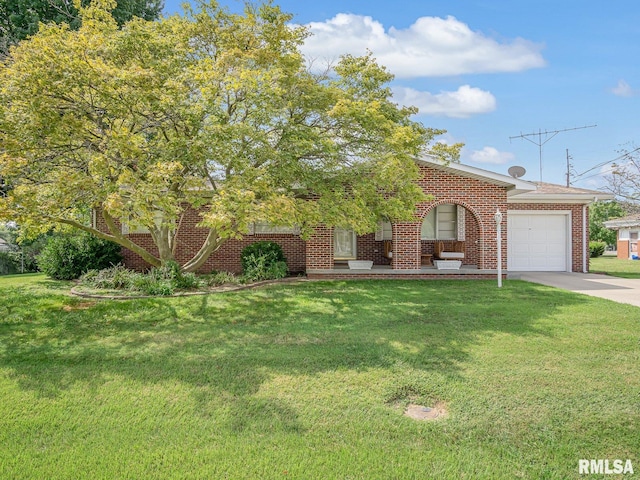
left=305, top=200, right=505, bottom=279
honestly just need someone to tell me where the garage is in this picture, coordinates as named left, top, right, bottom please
left=507, top=211, right=570, bottom=271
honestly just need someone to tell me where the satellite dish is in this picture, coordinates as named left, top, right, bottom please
left=508, top=166, right=526, bottom=178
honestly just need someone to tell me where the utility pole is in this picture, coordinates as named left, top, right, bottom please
left=566, top=149, right=572, bottom=187
left=510, top=125, right=596, bottom=182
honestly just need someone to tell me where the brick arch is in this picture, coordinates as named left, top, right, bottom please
left=417, top=199, right=487, bottom=269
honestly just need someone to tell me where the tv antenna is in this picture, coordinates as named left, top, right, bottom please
left=509, top=124, right=596, bottom=182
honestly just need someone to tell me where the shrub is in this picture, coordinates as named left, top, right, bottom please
left=205, top=271, right=239, bottom=286
left=0, top=251, right=20, bottom=275
left=589, top=241, right=607, bottom=258
left=132, top=276, right=174, bottom=296
left=240, top=241, right=288, bottom=281
left=38, top=233, right=123, bottom=280
left=80, top=265, right=138, bottom=290
left=148, top=260, right=202, bottom=290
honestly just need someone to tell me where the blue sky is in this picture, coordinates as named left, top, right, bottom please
left=163, top=0, right=640, bottom=188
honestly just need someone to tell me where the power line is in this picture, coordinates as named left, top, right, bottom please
left=510, top=124, right=597, bottom=181
left=572, top=146, right=640, bottom=181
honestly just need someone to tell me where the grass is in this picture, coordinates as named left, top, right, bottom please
left=590, top=255, right=640, bottom=278
left=1, top=274, right=639, bottom=479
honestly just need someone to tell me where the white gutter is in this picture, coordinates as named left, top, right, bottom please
left=583, top=204, right=588, bottom=273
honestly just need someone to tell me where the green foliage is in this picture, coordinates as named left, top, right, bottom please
left=148, top=260, right=202, bottom=290
left=0, top=224, right=51, bottom=273
left=241, top=241, right=288, bottom=281
left=0, top=1, right=459, bottom=273
left=0, top=0, right=163, bottom=56
left=205, top=271, right=239, bottom=286
left=240, top=241, right=286, bottom=271
left=80, top=264, right=137, bottom=289
left=589, top=241, right=606, bottom=258
left=38, top=233, right=123, bottom=280
left=0, top=251, right=20, bottom=274
left=80, top=261, right=202, bottom=295
left=589, top=201, right=624, bottom=246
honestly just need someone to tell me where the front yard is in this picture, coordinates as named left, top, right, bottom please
left=590, top=255, right=640, bottom=279
left=0, top=274, right=638, bottom=479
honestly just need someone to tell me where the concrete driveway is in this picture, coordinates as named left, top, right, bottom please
left=509, top=272, right=640, bottom=308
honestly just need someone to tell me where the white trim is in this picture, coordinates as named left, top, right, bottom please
left=582, top=205, right=588, bottom=273
left=507, top=210, right=572, bottom=272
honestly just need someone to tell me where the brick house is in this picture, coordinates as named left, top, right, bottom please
left=110, top=157, right=612, bottom=279
left=603, top=215, right=640, bottom=260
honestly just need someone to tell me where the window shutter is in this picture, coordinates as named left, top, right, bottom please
left=375, top=221, right=384, bottom=241
left=457, top=205, right=466, bottom=241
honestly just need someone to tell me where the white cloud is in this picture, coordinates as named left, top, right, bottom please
left=468, top=147, right=515, bottom=165
left=393, top=85, right=496, bottom=118
left=301, top=14, right=546, bottom=78
left=612, top=79, right=636, bottom=97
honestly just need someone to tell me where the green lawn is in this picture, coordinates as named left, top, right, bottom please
left=590, top=255, right=640, bottom=278
left=1, top=274, right=638, bottom=479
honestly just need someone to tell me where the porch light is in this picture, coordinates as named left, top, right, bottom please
left=494, top=209, right=503, bottom=288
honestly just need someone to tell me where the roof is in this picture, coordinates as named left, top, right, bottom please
left=508, top=182, right=615, bottom=204
left=603, top=215, right=640, bottom=229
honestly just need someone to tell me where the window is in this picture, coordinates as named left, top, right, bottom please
left=122, top=211, right=165, bottom=235
left=375, top=220, right=393, bottom=241
left=421, top=204, right=464, bottom=240
left=249, top=222, right=299, bottom=235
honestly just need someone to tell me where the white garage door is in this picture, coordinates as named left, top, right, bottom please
left=507, top=212, right=569, bottom=271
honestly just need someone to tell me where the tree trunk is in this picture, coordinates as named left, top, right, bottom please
left=181, top=228, right=224, bottom=272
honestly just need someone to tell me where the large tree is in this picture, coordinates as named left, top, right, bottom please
left=0, top=0, right=163, bottom=56
left=604, top=145, right=640, bottom=203
left=589, top=200, right=624, bottom=246
left=0, top=0, right=459, bottom=271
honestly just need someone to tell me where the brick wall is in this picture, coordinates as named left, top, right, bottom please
left=414, top=165, right=507, bottom=270
left=97, top=163, right=590, bottom=274
left=96, top=209, right=306, bottom=274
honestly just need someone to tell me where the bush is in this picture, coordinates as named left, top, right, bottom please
left=205, top=271, right=239, bottom=286
left=38, top=233, right=123, bottom=280
left=240, top=241, right=288, bottom=281
left=148, top=260, right=202, bottom=290
left=589, top=241, right=607, bottom=258
left=0, top=251, right=20, bottom=275
left=80, top=265, right=138, bottom=290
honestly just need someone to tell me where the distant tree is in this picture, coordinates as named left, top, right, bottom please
left=0, top=0, right=460, bottom=272
left=0, top=0, right=163, bottom=56
left=604, top=146, right=640, bottom=203
left=589, top=201, right=624, bottom=246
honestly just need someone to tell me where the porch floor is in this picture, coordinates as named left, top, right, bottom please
left=306, top=265, right=502, bottom=280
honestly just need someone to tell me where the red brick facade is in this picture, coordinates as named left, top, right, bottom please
left=103, top=163, right=592, bottom=275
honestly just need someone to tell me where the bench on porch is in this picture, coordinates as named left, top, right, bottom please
left=434, top=241, right=465, bottom=261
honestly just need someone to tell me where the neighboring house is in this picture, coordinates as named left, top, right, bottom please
left=105, top=157, right=613, bottom=278
left=0, top=237, right=11, bottom=252
left=603, top=215, right=640, bottom=260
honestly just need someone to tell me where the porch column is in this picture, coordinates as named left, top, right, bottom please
left=306, top=225, right=334, bottom=270
left=391, top=222, right=421, bottom=270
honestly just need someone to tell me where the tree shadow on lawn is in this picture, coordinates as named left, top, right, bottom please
left=0, top=279, right=584, bottom=431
